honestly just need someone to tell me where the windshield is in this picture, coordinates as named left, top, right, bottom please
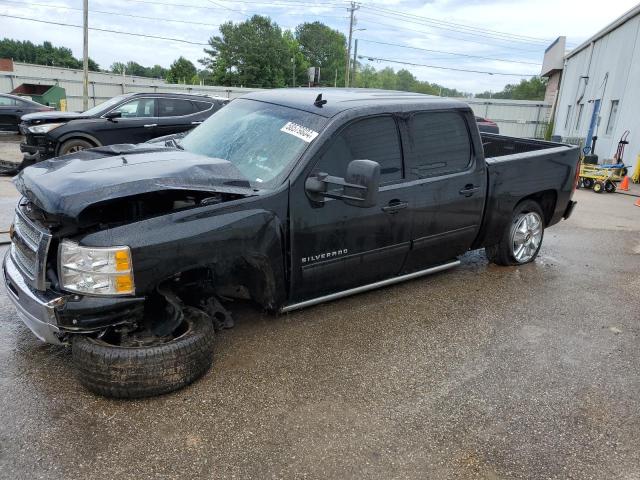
left=181, top=99, right=326, bottom=187
left=83, top=94, right=130, bottom=116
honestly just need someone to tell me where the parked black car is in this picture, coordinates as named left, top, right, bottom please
left=19, top=92, right=228, bottom=160
left=0, top=93, right=53, bottom=132
left=4, top=89, right=579, bottom=398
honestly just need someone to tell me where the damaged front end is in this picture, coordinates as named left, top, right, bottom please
left=6, top=143, right=285, bottom=344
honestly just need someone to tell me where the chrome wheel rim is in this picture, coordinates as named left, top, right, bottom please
left=68, top=145, right=85, bottom=153
left=511, top=212, right=542, bottom=263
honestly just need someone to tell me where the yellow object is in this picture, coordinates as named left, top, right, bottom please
left=115, top=274, right=134, bottom=294
left=59, top=98, right=67, bottom=112
left=632, top=154, right=640, bottom=184
left=114, top=249, right=131, bottom=271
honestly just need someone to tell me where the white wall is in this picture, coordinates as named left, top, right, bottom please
left=554, top=12, right=640, bottom=170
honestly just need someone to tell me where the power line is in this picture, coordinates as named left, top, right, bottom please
left=359, top=54, right=539, bottom=77
left=0, top=0, right=219, bottom=27
left=358, top=16, right=544, bottom=54
left=359, top=39, right=542, bottom=66
left=0, top=14, right=210, bottom=45
left=360, top=4, right=554, bottom=45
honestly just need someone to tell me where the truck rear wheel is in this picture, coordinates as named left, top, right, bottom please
left=72, top=307, right=215, bottom=398
left=486, top=200, right=545, bottom=266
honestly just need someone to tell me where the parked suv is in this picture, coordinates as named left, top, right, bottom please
left=19, top=92, right=228, bottom=161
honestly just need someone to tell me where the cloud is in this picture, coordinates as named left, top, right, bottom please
left=1, top=0, right=638, bottom=93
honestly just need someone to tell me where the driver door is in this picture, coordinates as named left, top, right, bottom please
left=289, top=115, right=413, bottom=302
left=95, top=97, right=158, bottom=144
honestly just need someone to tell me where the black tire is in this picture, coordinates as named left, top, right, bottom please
left=605, top=180, right=616, bottom=193
left=72, top=308, right=215, bottom=399
left=58, top=138, right=94, bottom=156
left=582, top=178, right=594, bottom=189
left=593, top=181, right=604, bottom=193
left=486, top=200, right=545, bottom=266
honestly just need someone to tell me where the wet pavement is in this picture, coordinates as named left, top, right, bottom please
left=0, top=181, right=639, bottom=479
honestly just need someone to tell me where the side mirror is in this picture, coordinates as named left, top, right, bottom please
left=305, top=159, right=380, bottom=208
left=104, top=111, right=122, bottom=121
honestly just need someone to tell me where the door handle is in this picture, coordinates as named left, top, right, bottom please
left=459, top=184, right=480, bottom=197
left=143, top=123, right=158, bottom=128
left=381, top=200, right=408, bottom=214
left=191, top=121, right=202, bottom=125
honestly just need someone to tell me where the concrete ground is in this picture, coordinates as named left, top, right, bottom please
left=0, top=133, right=23, bottom=163
left=0, top=175, right=639, bottom=479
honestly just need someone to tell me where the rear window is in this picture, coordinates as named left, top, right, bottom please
left=158, top=98, right=195, bottom=117
left=193, top=101, right=214, bottom=112
left=408, top=112, right=471, bottom=178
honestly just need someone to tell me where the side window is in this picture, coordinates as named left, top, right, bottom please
left=193, top=101, right=213, bottom=112
left=409, top=112, right=471, bottom=178
left=0, top=96, right=17, bottom=106
left=111, top=98, right=155, bottom=118
left=158, top=98, right=195, bottom=117
left=315, top=116, right=403, bottom=183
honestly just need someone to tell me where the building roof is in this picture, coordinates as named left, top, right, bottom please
left=567, top=3, right=640, bottom=59
left=242, top=88, right=468, bottom=117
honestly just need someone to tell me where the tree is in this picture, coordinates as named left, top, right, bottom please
left=201, top=15, right=291, bottom=88
left=295, top=22, right=346, bottom=87
left=283, top=31, right=310, bottom=87
left=377, top=67, right=397, bottom=90
left=0, top=38, right=99, bottom=70
left=166, top=56, right=197, bottom=84
left=396, top=69, right=416, bottom=92
left=476, top=77, right=547, bottom=100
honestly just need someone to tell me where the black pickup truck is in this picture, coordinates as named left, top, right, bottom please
left=3, top=89, right=579, bottom=398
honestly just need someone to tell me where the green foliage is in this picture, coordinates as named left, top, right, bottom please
left=283, top=30, right=310, bottom=86
left=110, top=61, right=168, bottom=78
left=476, top=77, right=547, bottom=100
left=0, top=38, right=99, bottom=70
left=294, top=21, right=346, bottom=86
left=352, top=64, right=467, bottom=97
left=166, top=56, right=198, bottom=84
left=201, top=15, right=292, bottom=88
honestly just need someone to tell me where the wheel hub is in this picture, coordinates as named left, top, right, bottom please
left=511, top=212, right=542, bottom=263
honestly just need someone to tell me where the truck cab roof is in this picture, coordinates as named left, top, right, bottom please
left=242, top=88, right=471, bottom=117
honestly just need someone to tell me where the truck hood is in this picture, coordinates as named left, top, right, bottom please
left=14, top=144, right=254, bottom=219
left=21, top=111, right=89, bottom=124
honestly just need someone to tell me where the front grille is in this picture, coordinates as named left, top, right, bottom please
left=10, top=203, right=52, bottom=291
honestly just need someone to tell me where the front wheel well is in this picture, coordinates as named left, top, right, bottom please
left=56, top=135, right=100, bottom=154
left=516, top=190, right=557, bottom=225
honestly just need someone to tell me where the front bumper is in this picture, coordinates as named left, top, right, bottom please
left=3, top=252, right=66, bottom=345
left=19, top=133, right=56, bottom=160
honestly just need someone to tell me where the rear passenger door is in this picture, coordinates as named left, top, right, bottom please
left=289, top=115, right=413, bottom=302
left=156, top=98, right=202, bottom=137
left=402, top=110, right=487, bottom=270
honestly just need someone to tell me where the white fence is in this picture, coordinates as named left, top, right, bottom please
left=1, top=62, right=552, bottom=138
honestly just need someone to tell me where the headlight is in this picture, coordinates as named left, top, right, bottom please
left=59, top=240, right=135, bottom=295
left=27, top=122, right=65, bottom=134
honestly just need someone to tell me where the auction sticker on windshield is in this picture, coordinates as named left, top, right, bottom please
left=280, top=122, right=319, bottom=143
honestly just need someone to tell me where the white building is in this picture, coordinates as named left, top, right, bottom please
left=553, top=4, right=640, bottom=171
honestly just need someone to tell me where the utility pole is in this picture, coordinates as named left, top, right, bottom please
left=82, top=0, right=89, bottom=111
left=345, top=1, right=359, bottom=87
left=291, top=57, right=295, bottom=87
left=351, top=39, right=358, bottom=87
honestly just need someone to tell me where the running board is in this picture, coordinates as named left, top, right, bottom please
left=281, top=260, right=461, bottom=313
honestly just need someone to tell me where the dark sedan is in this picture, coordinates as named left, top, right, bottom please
left=19, top=92, right=228, bottom=161
left=0, top=93, right=53, bottom=132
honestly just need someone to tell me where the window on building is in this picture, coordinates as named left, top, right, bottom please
left=564, top=105, right=572, bottom=130
left=605, top=100, right=619, bottom=135
left=575, top=103, right=584, bottom=131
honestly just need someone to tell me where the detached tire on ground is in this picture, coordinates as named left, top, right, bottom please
left=72, top=308, right=215, bottom=399
left=486, top=200, right=545, bottom=266
left=59, top=138, right=94, bottom=156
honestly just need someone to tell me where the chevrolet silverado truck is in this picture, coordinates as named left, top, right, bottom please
left=3, top=89, right=579, bottom=398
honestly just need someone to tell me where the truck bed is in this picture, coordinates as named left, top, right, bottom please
left=473, top=133, right=580, bottom=250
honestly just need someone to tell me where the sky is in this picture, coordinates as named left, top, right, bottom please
left=1, top=0, right=639, bottom=93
